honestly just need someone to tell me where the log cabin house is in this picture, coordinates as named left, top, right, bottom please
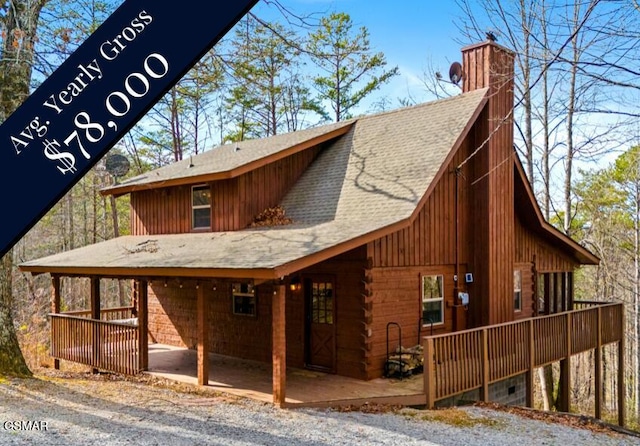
left=20, top=40, right=625, bottom=421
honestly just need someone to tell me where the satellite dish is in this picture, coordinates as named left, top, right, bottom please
left=105, top=154, right=130, bottom=178
left=449, top=62, right=463, bottom=86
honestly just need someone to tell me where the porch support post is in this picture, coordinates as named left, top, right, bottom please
left=560, top=273, right=567, bottom=312
left=558, top=312, right=571, bottom=413
left=595, top=306, right=602, bottom=419
left=197, top=284, right=209, bottom=386
left=138, top=280, right=148, bottom=371
left=618, top=305, right=626, bottom=427
left=543, top=274, right=551, bottom=315
left=567, top=272, right=574, bottom=311
left=90, top=276, right=100, bottom=374
left=272, top=283, right=286, bottom=407
left=553, top=273, right=559, bottom=314
left=51, top=275, right=61, bottom=370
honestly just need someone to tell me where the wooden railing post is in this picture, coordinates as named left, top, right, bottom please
left=423, top=337, right=435, bottom=408
left=50, top=275, right=61, bottom=370
left=90, top=276, right=100, bottom=373
left=595, top=306, right=602, bottom=420
left=481, top=328, right=489, bottom=402
left=526, top=319, right=534, bottom=407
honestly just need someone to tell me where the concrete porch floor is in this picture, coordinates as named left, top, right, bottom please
left=147, top=343, right=425, bottom=407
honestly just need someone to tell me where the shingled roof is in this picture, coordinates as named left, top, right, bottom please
left=102, top=120, right=354, bottom=197
left=21, top=89, right=489, bottom=278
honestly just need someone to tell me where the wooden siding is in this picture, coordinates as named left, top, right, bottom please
left=297, top=247, right=368, bottom=379
left=367, top=265, right=465, bottom=379
left=130, top=146, right=322, bottom=235
left=145, top=247, right=368, bottom=379
left=367, top=134, right=473, bottom=268
left=465, top=43, right=516, bottom=327
left=514, top=262, right=535, bottom=320
left=514, top=214, right=577, bottom=272
left=147, top=279, right=274, bottom=363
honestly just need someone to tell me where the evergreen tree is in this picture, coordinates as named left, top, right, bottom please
left=306, top=12, right=398, bottom=122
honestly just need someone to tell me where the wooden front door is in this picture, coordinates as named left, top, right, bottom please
left=305, top=276, right=336, bottom=372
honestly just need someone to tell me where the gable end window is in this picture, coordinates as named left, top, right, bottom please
left=232, top=282, right=257, bottom=316
left=514, top=270, right=522, bottom=312
left=192, top=185, right=211, bottom=230
left=422, top=274, right=444, bottom=325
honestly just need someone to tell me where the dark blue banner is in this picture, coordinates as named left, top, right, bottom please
left=1, top=0, right=258, bottom=257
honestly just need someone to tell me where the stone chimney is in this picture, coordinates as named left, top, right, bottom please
left=462, top=40, right=516, bottom=326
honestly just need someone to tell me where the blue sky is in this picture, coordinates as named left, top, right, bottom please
left=252, top=0, right=471, bottom=110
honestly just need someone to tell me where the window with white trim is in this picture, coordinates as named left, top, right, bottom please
left=192, top=185, right=211, bottom=229
left=422, top=275, right=444, bottom=325
left=514, top=270, right=522, bottom=312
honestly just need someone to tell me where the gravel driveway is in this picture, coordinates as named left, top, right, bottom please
left=0, top=372, right=638, bottom=446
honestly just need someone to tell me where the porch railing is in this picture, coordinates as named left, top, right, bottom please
left=50, top=313, right=139, bottom=375
left=423, top=302, right=624, bottom=406
left=60, top=306, right=135, bottom=321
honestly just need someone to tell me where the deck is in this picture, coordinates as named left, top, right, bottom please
left=147, top=343, right=425, bottom=407
left=49, top=302, right=625, bottom=421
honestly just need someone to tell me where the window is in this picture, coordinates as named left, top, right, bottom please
left=422, top=275, right=444, bottom=325
left=232, top=282, right=256, bottom=316
left=514, top=270, right=522, bottom=312
left=192, top=185, right=211, bottom=229
left=311, top=281, right=333, bottom=324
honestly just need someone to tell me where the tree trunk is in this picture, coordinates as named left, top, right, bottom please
left=0, top=252, right=30, bottom=376
left=538, top=365, right=556, bottom=410
left=0, top=0, right=49, bottom=377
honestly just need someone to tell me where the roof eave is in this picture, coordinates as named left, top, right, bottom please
left=514, top=157, right=599, bottom=265
left=19, top=264, right=279, bottom=280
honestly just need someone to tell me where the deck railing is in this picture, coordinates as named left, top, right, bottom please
left=50, top=313, right=139, bottom=375
left=61, top=306, right=135, bottom=321
left=423, top=302, right=624, bottom=407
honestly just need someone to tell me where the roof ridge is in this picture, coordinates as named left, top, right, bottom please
left=352, top=88, right=489, bottom=123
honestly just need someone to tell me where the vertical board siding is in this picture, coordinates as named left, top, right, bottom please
left=130, top=146, right=322, bottom=235
left=130, top=186, right=191, bottom=235
left=465, top=43, right=515, bottom=326
left=367, top=132, right=473, bottom=269
left=514, top=214, right=577, bottom=272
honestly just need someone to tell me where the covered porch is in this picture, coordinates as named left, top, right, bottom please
left=45, top=273, right=625, bottom=421
left=147, top=343, right=424, bottom=407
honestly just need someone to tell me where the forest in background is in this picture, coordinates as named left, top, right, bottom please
left=3, top=0, right=640, bottom=427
